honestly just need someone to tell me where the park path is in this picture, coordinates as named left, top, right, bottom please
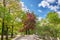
left=12, top=34, right=42, bottom=40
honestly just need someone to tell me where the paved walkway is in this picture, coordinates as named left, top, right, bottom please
left=12, top=35, right=43, bottom=40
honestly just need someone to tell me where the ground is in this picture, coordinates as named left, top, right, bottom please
left=12, top=34, right=42, bottom=40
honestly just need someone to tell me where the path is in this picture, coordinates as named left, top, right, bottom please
left=12, top=34, right=43, bottom=40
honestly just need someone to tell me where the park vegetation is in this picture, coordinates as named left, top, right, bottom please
left=0, top=0, right=60, bottom=40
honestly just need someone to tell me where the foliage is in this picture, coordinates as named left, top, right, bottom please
left=35, top=12, right=60, bottom=40
left=0, top=0, right=60, bottom=40
left=19, top=12, right=36, bottom=34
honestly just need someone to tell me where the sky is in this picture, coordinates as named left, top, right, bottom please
left=20, top=0, right=60, bottom=20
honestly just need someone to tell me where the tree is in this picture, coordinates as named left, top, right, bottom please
left=35, top=12, right=60, bottom=40
left=35, top=19, right=51, bottom=40
left=46, top=12, right=60, bottom=40
left=0, top=0, right=22, bottom=40
left=0, top=0, right=6, bottom=39
left=19, top=11, right=36, bottom=35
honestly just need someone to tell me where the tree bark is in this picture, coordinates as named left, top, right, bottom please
left=1, top=0, right=6, bottom=40
left=28, top=29, right=30, bottom=34
left=6, top=26, right=8, bottom=40
left=11, top=25, right=13, bottom=38
left=1, top=19, right=4, bottom=40
left=26, top=30, right=28, bottom=35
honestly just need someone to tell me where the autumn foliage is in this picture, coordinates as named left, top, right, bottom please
left=19, top=12, right=36, bottom=34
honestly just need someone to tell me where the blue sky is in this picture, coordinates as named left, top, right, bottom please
left=20, top=0, right=60, bottom=19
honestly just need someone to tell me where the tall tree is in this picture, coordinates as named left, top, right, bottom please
left=46, top=12, right=60, bottom=40
left=19, top=11, right=36, bottom=35
left=0, top=0, right=22, bottom=39
left=1, top=0, right=6, bottom=40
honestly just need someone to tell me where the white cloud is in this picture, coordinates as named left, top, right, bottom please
left=38, top=10, right=42, bottom=13
left=58, top=0, right=60, bottom=5
left=44, top=0, right=55, bottom=3
left=48, top=5, right=59, bottom=11
left=22, top=6, right=29, bottom=12
left=37, top=17, right=42, bottom=21
left=38, top=1, right=49, bottom=8
left=38, top=0, right=59, bottom=12
left=20, top=1, right=24, bottom=7
left=20, top=1, right=29, bottom=12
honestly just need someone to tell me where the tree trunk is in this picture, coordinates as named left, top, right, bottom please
left=3, top=0, right=6, bottom=7
left=11, top=25, right=13, bottom=38
left=25, top=29, right=30, bottom=35
left=26, top=30, right=28, bottom=35
left=6, top=26, right=8, bottom=40
left=1, top=0, right=6, bottom=40
left=28, top=29, right=30, bottom=34
left=1, top=19, right=4, bottom=40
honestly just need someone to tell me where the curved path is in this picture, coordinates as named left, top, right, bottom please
left=12, top=35, right=42, bottom=40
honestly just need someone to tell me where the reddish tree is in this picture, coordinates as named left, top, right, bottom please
left=19, top=12, right=36, bottom=34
